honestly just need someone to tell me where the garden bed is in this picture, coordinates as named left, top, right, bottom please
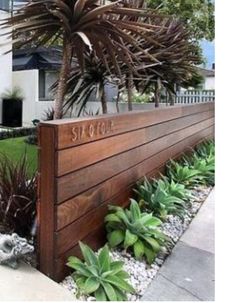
left=0, top=121, right=214, bottom=301
left=60, top=185, right=212, bottom=301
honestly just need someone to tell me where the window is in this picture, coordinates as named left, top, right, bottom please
left=39, top=70, right=59, bottom=101
left=0, top=0, right=11, bottom=11
left=0, top=1, right=27, bottom=12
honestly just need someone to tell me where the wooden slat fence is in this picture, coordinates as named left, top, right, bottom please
left=37, top=102, right=215, bottom=281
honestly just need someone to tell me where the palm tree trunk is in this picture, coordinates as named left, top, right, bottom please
left=169, top=91, right=175, bottom=106
left=101, top=86, right=108, bottom=114
left=154, top=82, right=159, bottom=108
left=127, top=72, right=133, bottom=111
left=54, top=37, right=72, bottom=119
left=116, top=90, right=120, bottom=113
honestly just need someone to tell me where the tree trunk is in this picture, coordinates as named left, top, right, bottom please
left=169, top=91, right=175, bottom=106
left=154, top=80, right=161, bottom=108
left=101, top=86, right=108, bottom=114
left=116, top=90, right=120, bottom=113
left=54, top=37, right=72, bottom=120
left=127, top=72, right=133, bottom=111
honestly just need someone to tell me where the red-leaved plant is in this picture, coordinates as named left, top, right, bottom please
left=0, top=153, right=37, bottom=238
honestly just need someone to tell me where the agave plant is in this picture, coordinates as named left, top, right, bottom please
left=1, top=0, right=171, bottom=118
left=166, top=159, right=205, bottom=188
left=195, top=140, right=215, bottom=160
left=67, top=242, right=134, bottom=301
left=155, top=176, right=192, bottom=203
left=0, top=153, right=37, bottom=237
left=180, top=142, right=215, bottom=187
left=134, top=178, right=186, bottom=220
left=190, top=157, right=215, bottom=186
left=105, top=199, right=167, bottom=264
left=133, top=177, right=155, bottom=204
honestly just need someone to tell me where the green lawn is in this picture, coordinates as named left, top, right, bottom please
left=0, top=137, right=38, bottom=176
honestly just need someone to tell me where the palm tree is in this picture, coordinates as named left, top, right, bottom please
left=131, top=17, right=202, bottom=107
left=59, top=55, right=120, bottom=116
left=1, top=0, right=163, bottom=119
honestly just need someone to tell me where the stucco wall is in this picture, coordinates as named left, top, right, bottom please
left=0, top=10, right=12, bottom=124
left=13, top=69, right=54, bottom=125
left=12, top=69, right=163, bottom=123
left=204, top=77, right=215, bottom=90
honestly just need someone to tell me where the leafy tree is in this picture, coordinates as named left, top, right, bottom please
left=148, top=0, right=215, bottom=42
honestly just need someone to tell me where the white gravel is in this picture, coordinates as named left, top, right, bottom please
left=60, top=185, right=212, bottom=301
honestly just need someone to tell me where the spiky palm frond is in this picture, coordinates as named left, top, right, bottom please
left=1, top=0, right=176, bottom=118
left=1, top=0, right=167, bottom=73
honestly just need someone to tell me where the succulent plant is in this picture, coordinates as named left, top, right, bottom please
left=67, top=242, right=134, bottom=301
left=166, top=159, right=205, bottom=188
left=135, top=177, right=187, bottom=220
left=105, top=199, right=167, bottom=264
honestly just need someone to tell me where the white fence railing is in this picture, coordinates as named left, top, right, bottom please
left=175, top=90, right=215, bottom=104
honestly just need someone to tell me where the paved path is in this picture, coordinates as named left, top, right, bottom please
left=141, top=189, right=215, bottom=301
left=0, top=262, right=75, bottom=301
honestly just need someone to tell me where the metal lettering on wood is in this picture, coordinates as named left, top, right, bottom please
left=37, top=103, right=215, bottom=281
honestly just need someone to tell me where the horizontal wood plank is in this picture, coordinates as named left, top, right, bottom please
left=55, top=120, right=214, bottom=230
left=56, top=117, right=214, bottom=203
left=38, top=103, right=214, bottom=282
left=55, top=125, right=214, bottom=257
left=56, top=110, right=213, bottom=176
left=53, top=125, right=214, bottom=279
left=40, top=103, right=213, bottom=149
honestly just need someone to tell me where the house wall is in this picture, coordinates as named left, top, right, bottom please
left=12, top=69, right=54, bottom=125
left=12, top=68, right=163, bottom=124
left=204, top=76, right=215, bottom=90
left=0, top=10, right=12, bottom=124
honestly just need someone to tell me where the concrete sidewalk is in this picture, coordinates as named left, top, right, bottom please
left=141, top=189, right=215, bottom=301
left=0, top=262, right=75, bottom=301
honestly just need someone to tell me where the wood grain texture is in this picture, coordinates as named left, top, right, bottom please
left=41, top=103, right=214, bottom=149
left=37, top=103, right=214, bottom=281
left=56, top=117, right=214, bottom=203
left=55, top=121, right=214, bottom=230
left=37, top=126, right=56, bottom=278
left=53, top=125, right=214, bottom=281
left=55, top=125, right=214, bottom=257
left=56, top=110, right=213, bottom=176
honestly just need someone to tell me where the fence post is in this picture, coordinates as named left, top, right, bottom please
left=37, top=125, right=56, bottom=279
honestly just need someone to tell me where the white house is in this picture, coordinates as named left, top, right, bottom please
left=0, top=4, right=12, bottom=124
left=0, top=0, right=37, bottom=126
left=0, top=1, right=215, bottom=126
left=198, top=66, right=215, bottom=90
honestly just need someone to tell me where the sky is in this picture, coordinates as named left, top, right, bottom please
left=201, top=40, right=215, bottom=69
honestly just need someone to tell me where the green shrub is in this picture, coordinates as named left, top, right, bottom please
left=67, top=242, right=134, bottom=301
left=0, top=127, right=36, bottom=141
left=105, top=199, right=167, bottom=264
left=1, top=86, right=24, bottom=100
left=134, top=177, right=187, bottom=220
